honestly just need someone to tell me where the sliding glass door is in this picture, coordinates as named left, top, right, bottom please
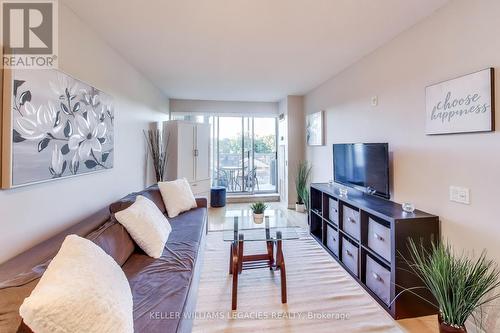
left=242, top=117, right=254, bottom=192
left=217, top=117, right=242, bottom=192
left=253, top=117, right=277, bottom=192
left=214, top=116, right=277, bottom=194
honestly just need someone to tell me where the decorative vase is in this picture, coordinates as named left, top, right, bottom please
left=295, top=203, right=306, bottom=213
left=402, top=202, right=416, bottom=213
left=253, top=213, right=264, bottom=224
left=438, top=315, right=467, bottom=333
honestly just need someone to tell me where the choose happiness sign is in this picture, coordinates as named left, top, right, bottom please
left=425, top=68, right=494, bottom=135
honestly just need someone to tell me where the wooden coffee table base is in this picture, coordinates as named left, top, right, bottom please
left=229, top=231, right=287, bottom=310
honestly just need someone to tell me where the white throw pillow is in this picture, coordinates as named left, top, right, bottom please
left=114, top=195, right=171, bottom=258
left=19, top=235, right=133, bottom=333
left=158, top=178, right=197, bottom=218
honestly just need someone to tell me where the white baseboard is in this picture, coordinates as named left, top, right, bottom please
left=227, top=193, right=280, bottom=203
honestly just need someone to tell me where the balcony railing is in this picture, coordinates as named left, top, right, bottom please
left=214, top=152, right=276, bottom=193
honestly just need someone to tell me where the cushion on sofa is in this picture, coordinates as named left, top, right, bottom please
left=122, top=206, right=207, bottom=333
left=19, top=235, right=134, bottom=333
left=158, top=179, right=197, bottom=218
left=110, top=184, right=166, bottom=215
left=115, top=195, right=172, bottom=259
left=0, top=209, right=111, bottom=333
left=87, top=220, right=136, bottom=266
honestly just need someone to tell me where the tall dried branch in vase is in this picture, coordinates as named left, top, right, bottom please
left=144, top=128, right=169, bottom=182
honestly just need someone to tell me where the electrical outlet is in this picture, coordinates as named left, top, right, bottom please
left=449, top=186, right=470, bottom=204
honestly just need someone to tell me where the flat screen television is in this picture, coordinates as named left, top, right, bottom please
left=333, top=143, right=390, bottom=199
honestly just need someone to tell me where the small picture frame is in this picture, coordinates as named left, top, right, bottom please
left=306, top=111, right=324, bottom=146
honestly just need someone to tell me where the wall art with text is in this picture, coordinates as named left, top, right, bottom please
left=425, top=68, right=494, bottom=135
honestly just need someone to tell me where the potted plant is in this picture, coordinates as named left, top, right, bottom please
left=295, top=161, right=312, bottom=213
left=405, top=240, right=500, bottom=333
left=250, top=202, right=268, bottom=224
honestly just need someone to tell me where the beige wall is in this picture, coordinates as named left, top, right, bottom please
left=279, top=95, right=305, bottom=207
left=305, top=0, right=500, bottom=266
left=0, top=4, right=169, bottom=263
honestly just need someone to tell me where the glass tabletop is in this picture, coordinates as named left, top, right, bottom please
left=222, top=208, right=300, bottom=242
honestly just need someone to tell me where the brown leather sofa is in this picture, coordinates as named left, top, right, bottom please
left=0, top=185, right=207, bottom=333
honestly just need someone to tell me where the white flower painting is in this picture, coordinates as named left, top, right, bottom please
left=5, top=69, right=114, bottom=187
left=306, top=111, right=324, bottom=146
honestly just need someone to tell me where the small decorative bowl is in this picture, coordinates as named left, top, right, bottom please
left=402, top=202, right=415, bottom=213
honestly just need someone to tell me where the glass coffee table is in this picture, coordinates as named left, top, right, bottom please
left=222, top=209, right=300, bottom=310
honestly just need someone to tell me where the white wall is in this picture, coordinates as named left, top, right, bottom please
left=0, top=4, right=169, bottom=263
left=305, top=0, right=500, bottom=263
left=170, top=98, right=278, bottom=116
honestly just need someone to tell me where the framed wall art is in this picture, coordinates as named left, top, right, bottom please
left=306, top=110, right=324, bottom=146
left=1, top=69, right=114, bottom=189
left=425, top=68, right=494, bottom=135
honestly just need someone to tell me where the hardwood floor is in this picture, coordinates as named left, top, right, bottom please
left=206, top=201, right=438, bottom=333
left=398, top=315, right=438, bottom=333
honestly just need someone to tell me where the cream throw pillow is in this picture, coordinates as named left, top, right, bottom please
left=158, top=178, right=197, bottom=218
left=114, top=195, right=171, bottom=258
left=19, top=235, right=133, bottom=333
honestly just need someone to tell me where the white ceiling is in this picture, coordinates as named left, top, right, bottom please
left=62, top=0, right=448, bottom=102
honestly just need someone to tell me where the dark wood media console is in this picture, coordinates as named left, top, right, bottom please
left=309, top=183, right=440, bottom=319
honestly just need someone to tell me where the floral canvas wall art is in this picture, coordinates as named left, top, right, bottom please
left=2, top=69, right=114, bottom=188
left=306, top=111, right=324, bottom=146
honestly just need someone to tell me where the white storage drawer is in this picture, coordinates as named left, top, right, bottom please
left=326, top=224, right=339, bottom=257
left=368, top=218, right=392, bottom=262
left=341, top=237, right=358, bottom=277
left=342, top=205, right=360, bottom=240
left=190, top=179, right=210, bottom=195
left=328, top=198, right=339, bottom=225
left=366, top=255, right=391, bottom=305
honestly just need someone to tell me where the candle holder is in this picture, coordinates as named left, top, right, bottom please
left=402, top=202, right=415, bottom=213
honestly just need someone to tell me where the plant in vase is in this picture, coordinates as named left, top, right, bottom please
left=295, top=161, right=312, bottom=213
left=144, top=128, right=169, bottom=182
left=250, top=202, right=268, bottom=224
left=404, top=240, right=500, bottom=333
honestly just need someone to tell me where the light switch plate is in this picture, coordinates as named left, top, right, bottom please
left=371, top=96, right=378, bottom=107
left=449, top=186, right=470, bottom=204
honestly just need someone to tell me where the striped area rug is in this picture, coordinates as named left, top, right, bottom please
left=192, top=231, right=404, bottom=333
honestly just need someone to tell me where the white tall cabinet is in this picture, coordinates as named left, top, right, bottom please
left=163, top=120, right=211, bottom=198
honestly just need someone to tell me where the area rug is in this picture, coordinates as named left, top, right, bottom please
left=192, top=230, right=404, bottom=333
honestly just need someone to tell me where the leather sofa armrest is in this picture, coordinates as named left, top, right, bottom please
left=195, top=197, right=208, bottom=208
left=195, top=197, right=208, bottom=234
left=18, top=320, right=34, bottom=333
